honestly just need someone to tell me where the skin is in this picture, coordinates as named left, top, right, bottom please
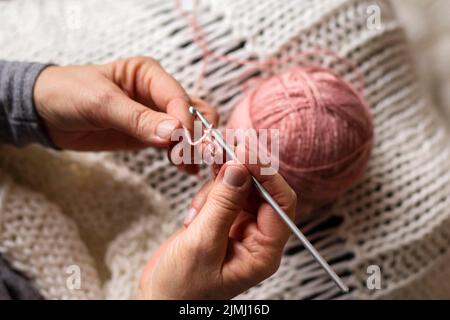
left=33, top=56, right=297, bottom=299
left=138, top=155, right=296, bottom=299
left=34, top=56, right=218, bottom=173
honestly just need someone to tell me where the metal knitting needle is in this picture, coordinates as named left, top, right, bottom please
left=189, top=106, right=349, bottom=293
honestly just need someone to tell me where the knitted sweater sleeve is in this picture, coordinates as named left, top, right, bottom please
left=0, top=60, right=55, bottom=147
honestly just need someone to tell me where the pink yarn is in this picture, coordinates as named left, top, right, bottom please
left=175, top=0, right=373, bottom=213
left=227, top=66, right=374, bottom=213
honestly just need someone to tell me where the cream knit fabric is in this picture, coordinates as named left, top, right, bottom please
left=0, top=0, right=450, bottom=299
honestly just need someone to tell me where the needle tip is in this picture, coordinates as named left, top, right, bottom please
left=188, top=106, right=197, bottom=115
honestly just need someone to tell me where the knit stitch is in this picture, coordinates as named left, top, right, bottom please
left=0, top=0, right=449, bottom=299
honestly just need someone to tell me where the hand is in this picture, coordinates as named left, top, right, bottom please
left=33, top=57, right=218, bottom=156
left=138, top=157, right=297, bottom=299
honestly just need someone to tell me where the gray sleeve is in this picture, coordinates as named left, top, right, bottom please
left=0, top=254, right=43, bottom=300
left=0, top=60, right=56, bottom=148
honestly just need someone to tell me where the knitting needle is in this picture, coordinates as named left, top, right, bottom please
left=188, top=106, right=349, bottom=293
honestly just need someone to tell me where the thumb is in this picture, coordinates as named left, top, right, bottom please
left=187, top=162, right=251, bottom=258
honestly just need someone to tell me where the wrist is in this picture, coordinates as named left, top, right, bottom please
left=0, top=61, right=57, bottom=148
left=33, top=65, right=59, bottom=119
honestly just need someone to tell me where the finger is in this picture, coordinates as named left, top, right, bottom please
left=182, top=163, right=200, bottom=175
left=101, top=57, right=190, bottom=115
left=188, top=97, right=220, bottom=132
left=103, top=57, right=219, bottom=133
left=186, top=162, right=251, bottom=259
left=196, top=132, right=226, bottom=175
left=168, top=140, right=200, bottom=174
left=228, top=211, right=256, bottom=241
left=202, top=142, right=259, bottom=213
left=184, top=180, right=214, bottom=227
left=165, top=95, right=219, bottom=136
left=147, top=64, right=193, bottom=129
left=235, top=143, right=297, bottom=242
left=182, top=97, right=219, bottom=173
left=235, top=144, right=295, bottom=213
left=179, top=140, right=202, bottom=175
left=190, top=180, right=214, bottom=213
left=98, top=93, right=182, bottom=148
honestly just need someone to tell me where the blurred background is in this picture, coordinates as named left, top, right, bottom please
left=393, top=0, right=450, bottom=123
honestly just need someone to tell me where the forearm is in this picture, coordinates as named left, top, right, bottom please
left=0, top=60, right=54, bottom=147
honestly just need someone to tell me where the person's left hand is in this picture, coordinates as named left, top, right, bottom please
left=33, top=57, right=218, bottom=159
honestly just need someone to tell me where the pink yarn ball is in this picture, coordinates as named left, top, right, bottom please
left=227, top=67, right=374, bottom=213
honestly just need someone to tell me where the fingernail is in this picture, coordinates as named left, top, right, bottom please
left=223, top=166, right=247, bottom=187
left=184, top=207, right=197, bottom=226
left=156, top=119, right=178, bottom=140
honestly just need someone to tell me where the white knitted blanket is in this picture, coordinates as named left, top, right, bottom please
left=1, top=0, right=450, bottom=299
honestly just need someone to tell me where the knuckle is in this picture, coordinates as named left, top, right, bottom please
left=129, top=108, right=151, bottom=138
left=277, top=185, right=297, bottom=213
left=93, top=88, right=116, bottom=108
left=288, top=188, right=298, bottom=207
left=131, top=56, right=160, bottom=67
left=121, top=57, right=162, bottom=79
left=209, top=189, right=242, bottom=213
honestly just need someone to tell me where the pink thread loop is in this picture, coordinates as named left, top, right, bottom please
left=182, top=125, right=223, bottom=163
left=175, top=0, right=366, bottom=97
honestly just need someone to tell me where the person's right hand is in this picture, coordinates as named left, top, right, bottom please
left=138, top=153, right=297, bottom=299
